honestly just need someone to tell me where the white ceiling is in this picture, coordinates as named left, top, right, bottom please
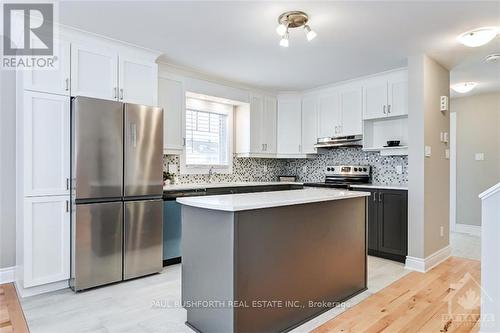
left=59, top=1, right=500, bottom=92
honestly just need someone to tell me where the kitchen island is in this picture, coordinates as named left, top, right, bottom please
left=178, top=188, right=370, bottom=333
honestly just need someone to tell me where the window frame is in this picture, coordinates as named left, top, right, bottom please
left=180, top=96, right=234, bottom=175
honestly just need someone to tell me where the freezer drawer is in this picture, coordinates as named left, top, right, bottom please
left=124, top=200, right=163, bottom=279
left=72, top=97, right=124, bottom=200
left=124, top=103, right=163, bottom=198
left=72, top=202, right=123, bottom=291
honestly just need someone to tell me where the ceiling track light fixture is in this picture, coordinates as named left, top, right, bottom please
left=276, top=11, right=316, bottom=47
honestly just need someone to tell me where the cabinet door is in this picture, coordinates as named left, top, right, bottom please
left=262, top=96, right=277, bottom=154
left=339, top=86, right=363, bottom=136
left=363, top=76, right=388, bottom=120
left=23, top=196, right=70, bottom=288
left=377, top=190, right=408, bottom=257
left=249, top=94, right=264, bottom=153
left=119, top=55, right=158, bottom=106
left=24, top=91, right=70, bottom=196
left=277, top=97, right=301, bottom=154
left=23, top=39, right=70, bottom=95
left=301, top=95, right=318, bottom=154
left=159, top=77, right=184, bottom=152
left=318, top=91, right=341, bottom=138
left=71, top=43, right=118, bottom=100
left=387, top=71, right=408, bottom=117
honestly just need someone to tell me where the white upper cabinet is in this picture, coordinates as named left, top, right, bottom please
left=277, top=96, right=302, bottom=155
left=318, top=91, right=341, bottom=138
left=158, top=77, right=185, bottom=152
left=363, top=76, right=388, bottom=120
left=262, top=96, right=277, bottom=154
left=23, top=39, right=70, bottom=96
left=23, top=91, right=70, bottom=197
left=339, top=85, right=363, bottom=136
left=363, top=69, right=408, bottom=120
left=301, top=95, right=318, bottom=154
left=235, top=93, right=277, bottom=157
left=387, top=70, right=408, bottom=117
left=23, top=195, right=70, bottom=288
left=71, top=43, right=118, bottom=100
left=119, top=55, right=158, bottom=106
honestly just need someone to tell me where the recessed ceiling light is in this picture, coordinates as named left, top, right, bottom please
left=451, top=82, right=478, bottom=94
left=457, top=27, right=499, bottom=47
left=485, top=53, right=500, bottom=63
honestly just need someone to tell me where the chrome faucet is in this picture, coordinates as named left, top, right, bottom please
left=208, top=166, right=217, bottom=183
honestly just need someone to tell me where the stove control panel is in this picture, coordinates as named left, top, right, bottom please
left=325, top=165, right=371, bottom=176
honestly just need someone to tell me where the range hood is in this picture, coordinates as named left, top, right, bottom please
left=314, top=135, right=363, bottom=149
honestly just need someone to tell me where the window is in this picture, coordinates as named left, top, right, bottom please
left=181, top=95, right=233, bottom=174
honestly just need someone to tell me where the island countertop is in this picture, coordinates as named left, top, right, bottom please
left=176, top=188, right=370, bottom=212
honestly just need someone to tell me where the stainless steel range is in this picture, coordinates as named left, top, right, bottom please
left=305, top=165, right=371, bottom=189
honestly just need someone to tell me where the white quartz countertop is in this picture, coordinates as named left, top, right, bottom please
left=163, top=181, right=302, bottom=191
left=350, top=184, right=408, bottom=191
left=176, top=188, right=370, bottom=212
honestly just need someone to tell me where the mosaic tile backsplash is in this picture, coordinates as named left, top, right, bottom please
left=164, top=148, right=408, bottom=185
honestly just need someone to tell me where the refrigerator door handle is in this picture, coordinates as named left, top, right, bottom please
left=131, top=123, right=137, bottom=148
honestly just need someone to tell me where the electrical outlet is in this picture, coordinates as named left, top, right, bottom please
left=168, top=164, right=177, bottom=174
left=263, top=165, right=268, bottom=173
left=395, top=165, right=403, bottom=175
left=475, top=153, right=484, bottom=161
left=440, top=226, right=444, bottom=237
left=445, top=149, right=450, bottom=159
left=425, top=146, right=432, bottom=157
left=302, top=166, right=307, bottom=174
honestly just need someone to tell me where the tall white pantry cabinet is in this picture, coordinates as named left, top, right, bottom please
left=16, top=28, right=160, bottom=297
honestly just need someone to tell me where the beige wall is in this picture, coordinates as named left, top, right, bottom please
left=0, top=66, right=17, bottom=269
left=452, top=92, right=500, bottom=227
left=408, top=54, right=450, bottom=259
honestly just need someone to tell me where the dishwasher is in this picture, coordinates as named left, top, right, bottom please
left=163, top=189, right=206, bottom=265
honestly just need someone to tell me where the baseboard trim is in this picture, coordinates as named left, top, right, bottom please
left=454, top=223, right=481, bottom=237
left=405, top=245, right=451, bottom=273
left=15, top=279, right=69, bottom=298
left=0, top=266, right=15, bottom=283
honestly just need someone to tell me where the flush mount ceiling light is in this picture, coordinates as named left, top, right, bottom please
left=485, top=53, right=500, bottom=63
left=276, top=11, right=316, bottom=47
left=451, top=82, right=478, bottom=94
left=457, top=27, right=499, bottom=47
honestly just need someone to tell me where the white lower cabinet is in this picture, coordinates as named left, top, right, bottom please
left=23, top=195, right=70, bottom=288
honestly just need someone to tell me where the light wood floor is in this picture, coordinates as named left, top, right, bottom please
left=0, top=283, right=29, bottom=333
left=313, top=257, right=481, bottom=333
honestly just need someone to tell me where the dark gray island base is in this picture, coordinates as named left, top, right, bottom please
left=180, top=190, right=367, bottom=333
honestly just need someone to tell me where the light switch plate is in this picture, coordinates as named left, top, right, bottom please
left=445, top=149, right=450, bottom=159
left=475, top=153, right=485, bottom=161
left=440, top=96, right=448, bottom=112
left=425, top=146, right=432, bottom=157
left=302, top=166, right=307, bottom=173
left=444, top=132, right=449, bottom=143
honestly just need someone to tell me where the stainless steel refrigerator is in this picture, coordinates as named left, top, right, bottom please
left=70, top=96, right=164, bottom=291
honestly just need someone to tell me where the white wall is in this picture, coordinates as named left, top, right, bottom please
left=407, top=54, right=450, bottom=265
left=452, top=92, right=500, bottom=227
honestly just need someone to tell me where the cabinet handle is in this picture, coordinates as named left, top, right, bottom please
left=113, top=87, right=117, bottom=99
left=120, top=88, right=124, bottom=100
left=66, top=178, right=70, bottom=190
left=383, top=105, right=387, bottom=114
left=131, top=123, right=137, bottom=148
left=373, top=192, right=377, bottom=202
left=65, top=78, right=69, bottom=91
left=387, top=105, right=391, bottom=114
left=379, top=192, right=383, bottom=202
left=66, top=200, right=69, bottom=212
left=183, top=138, right=186, bottom=146
left=265, top=144, right=268, bottom=151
